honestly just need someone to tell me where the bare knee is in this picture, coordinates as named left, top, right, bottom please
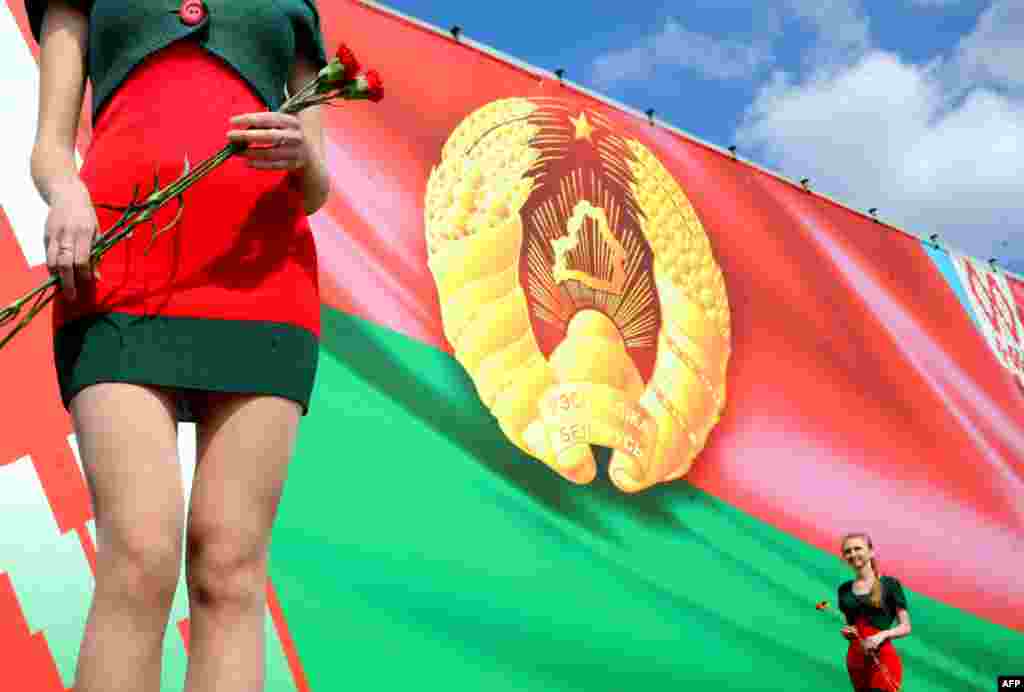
left=96, top=534, right=181, bottom=615
left=186, top=523, right=268, bottom=614
left=71, top=383, right=184, bottom=615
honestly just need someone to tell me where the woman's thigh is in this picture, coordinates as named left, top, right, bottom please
left=186, top=393, right=301, bottom=568
left=70, top=383, right=184, bottom=562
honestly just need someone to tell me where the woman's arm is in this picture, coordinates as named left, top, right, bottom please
left=286, top=55, right=329, bottom=215
left=30, top=0, right=89, bottom=204
left=31, top=0, right=100, bottom=298
left=882, top=609, right=912, bottom=642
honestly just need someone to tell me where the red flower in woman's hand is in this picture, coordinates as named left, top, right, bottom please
left=363, top=70, right=383, bottom=102
left=335, top=44, right=361, bottom=81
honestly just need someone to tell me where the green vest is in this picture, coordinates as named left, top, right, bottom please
left=837, top=576, right=909, bottom=631
left=26, top=0, right=328, bottom=120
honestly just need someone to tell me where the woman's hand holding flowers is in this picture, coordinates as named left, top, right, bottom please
left=861, top=632, right=887, bottom=652
left=227, top=112, right=313, bottom=171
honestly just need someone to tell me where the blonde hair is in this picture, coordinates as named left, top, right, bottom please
left=841, top=532, right=883, bottom=608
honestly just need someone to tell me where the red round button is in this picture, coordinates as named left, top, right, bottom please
left=179, top=0, right=206, bottom=26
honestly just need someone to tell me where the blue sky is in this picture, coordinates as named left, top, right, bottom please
left=379, top=0, right=1022, bottom=274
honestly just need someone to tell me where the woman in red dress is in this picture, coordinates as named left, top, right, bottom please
left=29, top=0, right=330, bottom=689
left=837, top=533, right=913, bottom=692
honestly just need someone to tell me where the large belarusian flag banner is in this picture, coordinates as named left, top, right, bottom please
left=2, top=1, right=1022, bottom=690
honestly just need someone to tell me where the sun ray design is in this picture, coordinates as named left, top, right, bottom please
left=522, top=122, right=660, bottom=362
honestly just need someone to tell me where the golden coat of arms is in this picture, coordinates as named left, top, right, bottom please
left=424, top=98, right=731, bottom=493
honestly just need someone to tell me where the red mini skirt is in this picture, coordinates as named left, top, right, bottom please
left=845, top=618, right=904, bottom=692
left=53, top=39, right=321, bottom=419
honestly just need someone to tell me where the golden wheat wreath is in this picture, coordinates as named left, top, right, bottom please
left=424, top=97, right=731, bottom=493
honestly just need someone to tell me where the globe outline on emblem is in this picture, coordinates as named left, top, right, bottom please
left=424, top=97, right=732, bottom=494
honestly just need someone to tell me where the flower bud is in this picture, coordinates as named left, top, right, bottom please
left=363, top=69, right=384, bottom=102
left=335, top=43, right=361, bottom=81
left=318, top=60, right=345, bottom=84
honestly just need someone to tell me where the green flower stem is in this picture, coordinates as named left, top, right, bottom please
left=92, top=141, right=244, bottom=256
left=283, top=80, right=321, bottom=112
left=0, top=289, right=55, bottom=350
left=0, top=142, right=242, bottom=349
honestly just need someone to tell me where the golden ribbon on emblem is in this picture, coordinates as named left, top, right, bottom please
left=534, top=382, right=656, bottom=475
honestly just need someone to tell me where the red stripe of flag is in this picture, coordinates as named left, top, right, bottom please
left=309, top=1, right=1024, bottom=631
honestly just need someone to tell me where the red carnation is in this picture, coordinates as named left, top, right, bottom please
left=335, top=43, right=361, bottom=81
left=363, top=69, right=383, bottom=102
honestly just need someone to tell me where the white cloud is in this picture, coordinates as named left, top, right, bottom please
left=734, top=1, right=1024, bottom=266
left=780, top=0, right=871, bottom=70
left=589, top=17, right=773, bottom=86
left=954, top=1, right=1024, bottom=90
left=583, top=0, right=1023, bottom=267
left=588, top=1, right=870, bottom=88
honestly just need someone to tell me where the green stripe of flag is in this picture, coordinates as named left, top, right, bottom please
left=269, top=306, right=1021, bottom=691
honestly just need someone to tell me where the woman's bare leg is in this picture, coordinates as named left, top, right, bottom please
left=71, top=383, right=185, bottom=691
left=183, top=393, right=300, bottom=692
